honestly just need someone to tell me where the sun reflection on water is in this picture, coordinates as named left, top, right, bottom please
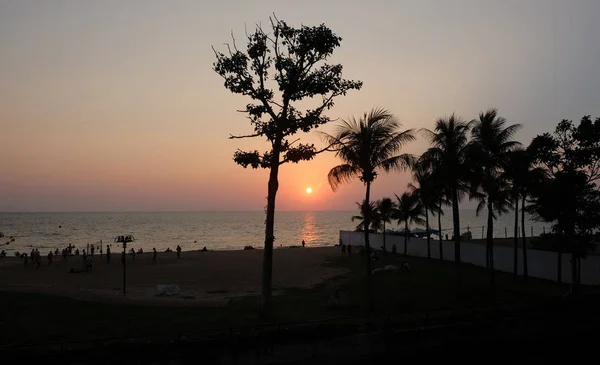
left=301, top=211, right=318, bottom=246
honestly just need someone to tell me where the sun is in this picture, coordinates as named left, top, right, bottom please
left=305, top=187, right=313, bottom=194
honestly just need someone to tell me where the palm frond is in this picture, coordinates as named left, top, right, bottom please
left=328, top=164, right=359, bottom=191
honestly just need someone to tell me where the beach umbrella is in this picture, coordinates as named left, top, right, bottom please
left=114, top=235, right=135, bottom=295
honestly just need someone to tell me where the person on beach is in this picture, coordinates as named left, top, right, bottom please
left=23, top=253, right=28, bottom=269
left=152, top=248, right=157, bottom=264
left=90, top=245, right=95, bottom=257
left=341, top=243, right=346, bottom=255
left=176, top=245, right=181, bottom=259
left=347, top=244, right=352, bottom=255
left=106, top=245, right=111, bottom=264
left=301, top=240, right=305, bottom=248
left=47, top=251, right=53, bottom=266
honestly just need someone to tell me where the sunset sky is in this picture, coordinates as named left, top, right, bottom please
left=1, top=0, right=599, bottom=212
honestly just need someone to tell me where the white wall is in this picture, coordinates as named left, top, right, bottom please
left=340, top=230, right=600, bottom=285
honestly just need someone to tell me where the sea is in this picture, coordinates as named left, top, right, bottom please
left=0, top=210, right=551, bottom=255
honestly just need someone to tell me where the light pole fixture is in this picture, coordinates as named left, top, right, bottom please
left=114, top=235, right=135, bottom=295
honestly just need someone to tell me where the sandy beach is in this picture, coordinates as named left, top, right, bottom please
left=0, top=247, right=346, bottom=306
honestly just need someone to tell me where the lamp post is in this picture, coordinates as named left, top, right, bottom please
left=114, top=235, right=135, bottom=295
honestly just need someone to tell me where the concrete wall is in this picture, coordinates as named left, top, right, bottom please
left=340, top=230, right=600, bottom=285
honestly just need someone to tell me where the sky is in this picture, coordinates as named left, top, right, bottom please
left=1, top=0, right=599, bottom=212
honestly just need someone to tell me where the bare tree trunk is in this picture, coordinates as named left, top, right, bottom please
left=364, top=181, right=373, bottom=312
left=487, top=203, right=495, bottom=287
left=404, top=222, right=409, bottom=256
left=571, top=250, right=578, bottom=294
left=452, top=188, right=462, bottom=289
left=577, top=257, right=581, bottom=286
left=513, top=196, right=519, bottom=277
left=570, top=233, right=578, bottom=295
left=438, top=199, right=443, bottom=260
left=521, top=196, right=528, bottom=278
left=260, top=148, right=281, bottom=318
left=382, top=222, right=386, bottom=255
left=557, top=230, right=562, bottom=283
left=426, top=209, right=431, bottom=259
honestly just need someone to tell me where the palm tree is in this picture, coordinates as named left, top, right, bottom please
left=469, top=172, right=513, bottom=285
left=420, top=114, right=471, bottom=285
left=324, top=108, right=415, bottom=310
left=421, top=155, right=449, bottom=260
left=375, top=198, right=396, bottom=253
left=351, top=200, right=378, bottom=232
left=408, top=161, right=439, bottom=259
left=394, top=191, right=425, bottom=256
left=469, top=108, right=521, bottom=286
left=505, top=149, right=525, bottom=277
left=504, top=147, right=548, bottom=278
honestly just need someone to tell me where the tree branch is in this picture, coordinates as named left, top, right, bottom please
left=229, top=133, right=261, bottom=139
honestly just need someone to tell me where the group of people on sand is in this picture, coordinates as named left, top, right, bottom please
left=3, top=240, right=204, bottom=272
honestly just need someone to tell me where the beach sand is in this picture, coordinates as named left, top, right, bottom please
left=0, top=247, right=346, bottom=307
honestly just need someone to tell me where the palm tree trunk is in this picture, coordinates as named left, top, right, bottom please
left=260, top=149, right=281, bottom=318
left=382, top=222, right=387, bottom=255
left=577, top=257, right=581, bottom=286
left=487, top=203, right=495, bottom=287
left=452, top=188, right=461, bottom=288
left=438, top=199, right=443, bottom=260
left=364, top=181, right=373, bottom=312
left=513, top=196, right=519, bottom=277
left=404, top=222, right=408, bottom=256
left=425, top=209, right=431, bottom=259
left=521, top=196, right=528, bottom=278
left=571, top=251, right=578, bottom=294
left=557, top=230, right=562, bottom=283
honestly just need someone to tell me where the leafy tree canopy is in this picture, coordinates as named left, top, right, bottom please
left=213, top=16, right=363, bottom=169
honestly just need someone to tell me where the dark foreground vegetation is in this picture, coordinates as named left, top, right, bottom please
left=3, top=253, right=595, bottom=363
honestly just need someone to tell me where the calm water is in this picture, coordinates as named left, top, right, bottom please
left=0, top=210, right=550, bottom=254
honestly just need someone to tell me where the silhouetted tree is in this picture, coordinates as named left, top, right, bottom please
left=504, top=147, right=547, bottom=278
left=393, top=191, right=425, bottom=256
left=421, top=115, right=470, bottom=287
left=213, top=16, right=362, bottom=316
left=528, top=116, right=600, bottom=291
left=323, top=108, right=415, bottom=311
left=375, top=197, right=396, bottom=254
left=468, top=108, right=520, bottom=287
left=352, top=200, right=378, bottom=232
left=408, top=161, right=439, bottom=259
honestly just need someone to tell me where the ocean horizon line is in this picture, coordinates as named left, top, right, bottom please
left=0, top=209, right=485, bottom=214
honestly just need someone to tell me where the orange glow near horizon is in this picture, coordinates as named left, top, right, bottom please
left=0, top=2, right=590, bottom=212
